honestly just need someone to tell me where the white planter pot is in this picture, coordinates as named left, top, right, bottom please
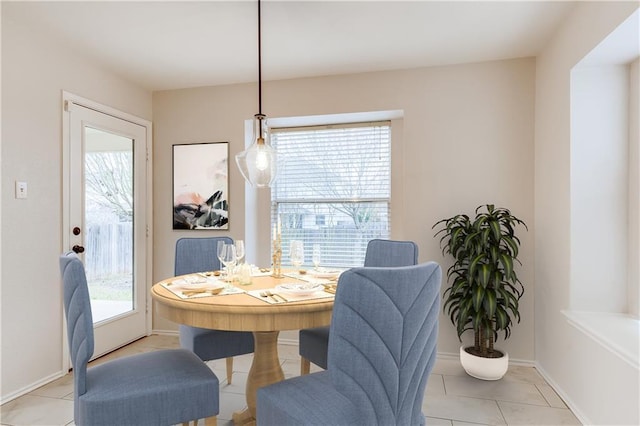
left=459, top=346, right=509, bottom=380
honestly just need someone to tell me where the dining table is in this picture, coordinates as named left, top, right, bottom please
left=151, top=269, right=338, bottom=426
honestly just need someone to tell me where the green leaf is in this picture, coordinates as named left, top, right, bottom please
left=493, top=271, right=503, bottom=290
left=478, top=264, right=491, bottom=288
left=473, top=311, right=483, bottom=332
left=499, top=253, right=514, bottom=279
left=502, top=234, right=520, bottom=257
left=489, top=246, right=499, bottom=263
left=483, top=289, right=497, bottom=318
left=472, top=285, right=484, bottom=311
left=481, top=227, right=490, bottom=247
left=489, top=218, right=501, bottom=242
left=495, top=306, right=509, bottom=330
left=469, top=253, right=484, bottom=280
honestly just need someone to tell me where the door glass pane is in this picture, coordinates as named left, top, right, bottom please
left=84, top=127, right=134, bottom=323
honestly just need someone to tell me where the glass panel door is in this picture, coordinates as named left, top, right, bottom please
left=66, top=99, right=148, bottom=359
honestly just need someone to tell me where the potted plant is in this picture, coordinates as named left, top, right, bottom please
left=433, top=204, right=527, bottom=380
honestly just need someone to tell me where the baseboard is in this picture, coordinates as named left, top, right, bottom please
left=436, top=350, right=536, bottom=367
left=151, top=328, right=179, bottom=336
left=277, top=337, right=298, bottom=346
left=436, top=350, right=460, bottom=361
left=534, top=362, right=591, bottom=425
left=0, top=371, right=66, bottom=405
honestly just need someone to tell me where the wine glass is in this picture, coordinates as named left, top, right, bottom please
left=221, top=244, right=237, bottom=282
left=217, top=241, right=226, bottom=273
left=235, top=240, right=245, bottom=265
left=290, top=240, right=305, bottom=269
left=312, top=244, right=321, bottom=270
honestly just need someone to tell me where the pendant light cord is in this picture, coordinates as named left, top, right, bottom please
left=257, top=0, right=262, bottom=115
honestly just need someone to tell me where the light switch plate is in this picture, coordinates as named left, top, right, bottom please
left=15, top=181, right=27, bottom=199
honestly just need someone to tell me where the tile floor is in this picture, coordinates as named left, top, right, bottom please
left=1, top=334, right=581, bottom=425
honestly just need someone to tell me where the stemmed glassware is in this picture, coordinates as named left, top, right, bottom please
left=290, top=240, right=305, bottom=269
left=312, top=244, right=321, bottom=270
left=220, top=244, right=237, bottom=282
left=217, top=241, right=226, bottom=275
left=235, top=240, right=245, bottom=265
left=234, top=239, right=252, bottom=285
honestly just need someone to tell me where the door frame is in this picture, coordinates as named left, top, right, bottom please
left=61, top=91, right=153, bottom=370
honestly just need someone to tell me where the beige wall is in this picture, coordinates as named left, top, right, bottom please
left=535, top=2, right=639, bottom=424
left=1, top=16, right=152, bottom=401
left=152, top=58, right=536, bottom=360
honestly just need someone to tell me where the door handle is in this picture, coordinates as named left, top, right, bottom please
left=72, top=245, right=85, bottom=254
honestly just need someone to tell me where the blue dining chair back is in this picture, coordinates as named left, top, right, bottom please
left=363, top=238, right=419, bottom=267
left=60, top=251, right=219, bottom=426
left=258, top=262, right=442, bottom=426
left=175, top=236, right=232, bottom=276
left=299, top=238, right=419, bottom=373
left=62, top=254, right=94, bottom=398
left=175, top=237, right=254, bottom=384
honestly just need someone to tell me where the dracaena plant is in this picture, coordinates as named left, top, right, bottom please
left=433, top=204, right=527, bottom=358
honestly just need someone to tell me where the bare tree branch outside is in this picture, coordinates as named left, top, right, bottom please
left=85, top=151, right=133, bottom=221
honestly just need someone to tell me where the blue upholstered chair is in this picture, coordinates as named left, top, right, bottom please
left=299, top=239, right=419, bottom=374
left=258, top=262, right=442, bottom=426
left=363, top=238, right=419, bottom=267
left=60, top=252, right=219, bottom=426
left=175, top=237, right=254, bottom=384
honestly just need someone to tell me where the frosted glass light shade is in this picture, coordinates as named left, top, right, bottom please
left=235, top=114, right=279, bottom=187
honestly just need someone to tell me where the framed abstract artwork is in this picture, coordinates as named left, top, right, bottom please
left=172, top=142, right=229, bottom=230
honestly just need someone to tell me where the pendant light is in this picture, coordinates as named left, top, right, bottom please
left=235, top=0, right=279, bottom=188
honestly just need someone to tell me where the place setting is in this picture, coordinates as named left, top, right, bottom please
left=247, top=282, right=335, bottom=304
left=161, top=273, right=245, bottom=299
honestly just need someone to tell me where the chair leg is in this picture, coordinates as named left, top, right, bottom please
left=181, top=422, right=190, bottom=426
left=301, top=357, right=310, bottom=375
left=226, top=357, right=233, bottom=384
left=205, top=416, right=218, bottom=426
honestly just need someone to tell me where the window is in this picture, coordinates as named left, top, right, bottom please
left=271, top=122, right=391, bottom=268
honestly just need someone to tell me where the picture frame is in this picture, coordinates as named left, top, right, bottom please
left=172, top=142, right=229, bottom=230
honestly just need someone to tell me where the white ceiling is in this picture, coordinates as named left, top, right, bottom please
left=4, top=1, right=580, bottom=92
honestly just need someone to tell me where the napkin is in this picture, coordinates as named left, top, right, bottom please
left=251, top=265, right=273, bottom=277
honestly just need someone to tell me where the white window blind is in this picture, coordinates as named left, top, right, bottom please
left=271, top=121, right=391, bottom=268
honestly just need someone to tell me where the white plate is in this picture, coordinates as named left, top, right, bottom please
left=185, top=274, right=208, bottom=284
left=276, top=283, right=324, bottom=296
left=307, top=269, right=341, bottom=279
left=171, top=276, right=222, bottom=292
left=182, top=283, right=213, bottom=291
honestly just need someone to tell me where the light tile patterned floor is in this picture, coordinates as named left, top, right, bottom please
left=0, top=335, right=581, bottom=425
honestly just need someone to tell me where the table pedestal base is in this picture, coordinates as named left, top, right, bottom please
left=232, top=331, right=284, bottom=425
left=232, top=409, right=254, bottom=426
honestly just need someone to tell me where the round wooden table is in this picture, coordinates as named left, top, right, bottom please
left=151, top=274, right=334, bottom=425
